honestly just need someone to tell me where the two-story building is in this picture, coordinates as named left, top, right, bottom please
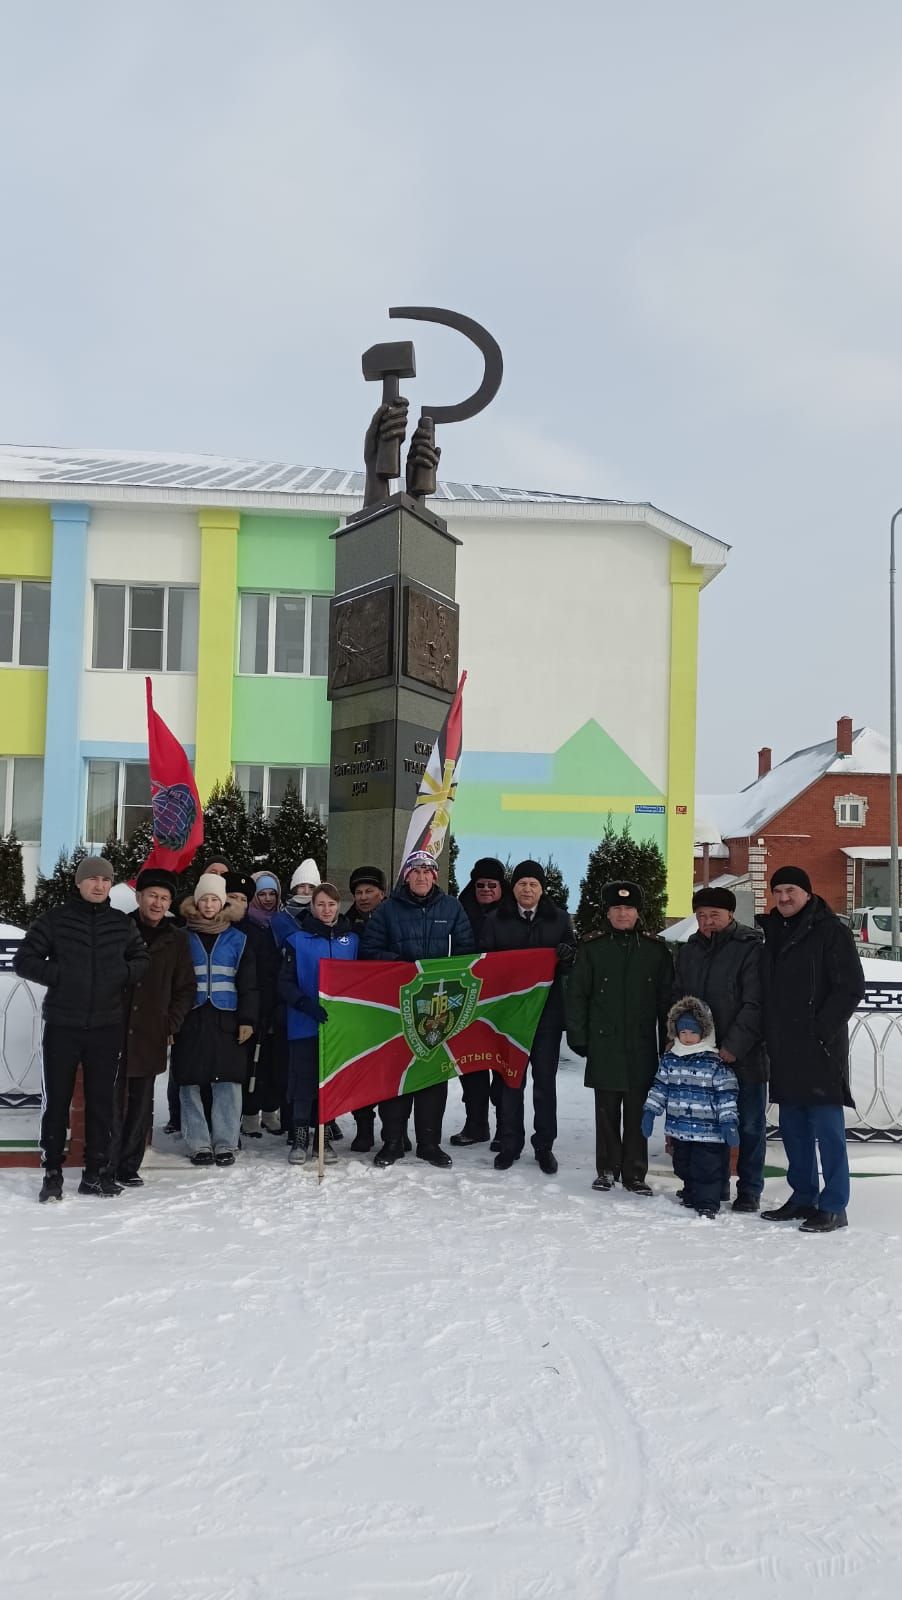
left=0, top=443, right=729, bottom=913
left=698, top=717, right=902, bottom=914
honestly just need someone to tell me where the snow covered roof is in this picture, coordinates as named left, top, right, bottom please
left=0, top=443, right=730, bottom=579
left=699, top=727, right=900, bottom=840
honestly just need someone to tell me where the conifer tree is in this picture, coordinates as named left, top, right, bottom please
left=540, top=854, right=569, bottom=909
left=120, top=819, right=155, bottom=883
left=575, top=815, right=668, bottom=937
left=0, top=832, right=27, bottom=927
left=248, top=800, right=272, bottom=870
left=201, top=778, right=252, bottom=874
left=447, top=832, right=460, bottom=896
left=266, top=782, right=327, bottom=893
left=101, top=834, right=127, bottom=884
left=29, top=845, right=88, bottom=917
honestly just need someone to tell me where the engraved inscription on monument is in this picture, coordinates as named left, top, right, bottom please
left=403, top=586, right=459, bottom=693
left=328, top=585, right=394, bottom=694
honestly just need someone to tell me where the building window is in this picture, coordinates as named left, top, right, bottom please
left=237, top=592, right=330, bottom=676
left=0, top=580, right=51, bottom=667
left=234, top=763, right=329, bottom=822
left=835, top=793, right=867, bottom=828
left=0, top=757, right=44, bottom=842
left=85, top=760, right=152, bottom=843
left=91, top=585, right=199, bottom=672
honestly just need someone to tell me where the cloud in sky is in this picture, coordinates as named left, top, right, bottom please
left=3, top=0, right=902, bottom=786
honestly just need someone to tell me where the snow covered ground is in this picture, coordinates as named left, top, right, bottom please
left=3, top=1057, right=902, bottom=1600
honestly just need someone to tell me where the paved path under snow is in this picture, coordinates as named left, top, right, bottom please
left=3, top=1060, right=902, bottom=1600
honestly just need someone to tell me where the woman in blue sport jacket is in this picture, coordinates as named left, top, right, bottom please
left=360, top=851, right=474, bottom=1168
left=278, top=882, right=358, bottom=1166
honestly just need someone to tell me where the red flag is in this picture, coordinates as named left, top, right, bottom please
left=139, top=677, right=204, bottom=877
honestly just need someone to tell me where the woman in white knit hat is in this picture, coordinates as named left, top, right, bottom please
left=170, top=874, right=259, bottom=1167
left=271, top=859, right=321, bottom=951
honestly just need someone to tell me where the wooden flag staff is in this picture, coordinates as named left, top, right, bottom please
left=317, top=1119, right=325, bottom=1184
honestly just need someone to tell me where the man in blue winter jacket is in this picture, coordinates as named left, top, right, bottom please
left=361, top=850, right=474, bottom=1168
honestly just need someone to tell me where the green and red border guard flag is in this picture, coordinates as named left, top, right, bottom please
left=317, top=949, right=556, bottom=1122
left=395, top=670, right=466, bottom=880
left=139, top=676, right=204, bottom=877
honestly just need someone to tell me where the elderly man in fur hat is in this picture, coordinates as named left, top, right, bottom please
left=566, top=880, right=672, bottom=1194
left=105, top=868, right=196, bottom=1188
left=673, top=884, right=768, bottom=1212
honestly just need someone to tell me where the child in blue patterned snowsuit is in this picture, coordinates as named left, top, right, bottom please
left=641, top=996, right=739, bottom=1217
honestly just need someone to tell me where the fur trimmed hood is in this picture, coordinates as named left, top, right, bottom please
left=666, top=994, right=716, bottom=1045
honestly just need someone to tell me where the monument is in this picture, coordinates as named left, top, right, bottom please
left=327, top=306, right=503, bottom=897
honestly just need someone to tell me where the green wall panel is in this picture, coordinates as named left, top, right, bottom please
left=237, top=514, right=337, bottom=593
left=231, top=676, right=331, bottom=766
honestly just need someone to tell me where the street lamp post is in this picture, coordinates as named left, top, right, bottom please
left=890, top=508, right=902, bottom=957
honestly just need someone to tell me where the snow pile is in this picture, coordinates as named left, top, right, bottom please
left=3, top=1063, right=901, bottom=1598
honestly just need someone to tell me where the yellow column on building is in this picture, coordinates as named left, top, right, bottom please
left=0, top=502, right=53, bottom=576
left=666, top=542, right=703, bottom=918
left=195, top=509, right=240, bottom=802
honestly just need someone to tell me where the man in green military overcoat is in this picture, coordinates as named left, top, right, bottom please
left=566, top=880, right=673, bottom=1194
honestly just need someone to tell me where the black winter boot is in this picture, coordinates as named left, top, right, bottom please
left=416, top=1145, right=453, bottom=1169
left=78, top=1171, right=122, bottom=1197
left=374, top=1141, right=405, bottom=1167
left=761, top=1199, right=818, bottom=1222
left=732, top=1193, right=760, bottom=1214
left=39, top=1169, right=63, bottom=1203
left=450, top=1123, right=491, bottom=1147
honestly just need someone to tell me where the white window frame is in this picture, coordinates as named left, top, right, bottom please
left=835, top=793, right=867, bottom=828
left=233, top=763, right=329, bottom=822
left=0, top=755, right=44, bottom=843
left=0, top=579, right=51, bottom=668
left=236, top=591, right=329, bottom=677
left=90, top=583, right=199, bottom=673
left=84, top=758, right=152, bottom=845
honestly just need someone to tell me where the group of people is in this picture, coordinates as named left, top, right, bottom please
left=13, top=846, right=865, bottom=1232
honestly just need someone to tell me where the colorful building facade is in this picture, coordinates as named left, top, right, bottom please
left=0, top=446, right=728, bottom=914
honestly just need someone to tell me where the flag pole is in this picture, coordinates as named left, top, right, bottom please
left=317, top=1119, right=325, bottom=1184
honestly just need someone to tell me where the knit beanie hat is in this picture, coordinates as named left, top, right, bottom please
left=692, top=886, right=736, bottom=913
left=511, top=859, right=546, bottom=890
left=602, top=880, right=643, bottom=911
left=75, top=856, right=114, bottom=885
left=676, top=1012, right=701, bottom=1035
left=770, top=865, right=812, bottom=895
left=470, top=857, right=506, bottom=885
left=349, top=864, right=387, bottom=893
left=251, top=871, right=280, bottom=896
left=135, top=868, right=177, bottom=898
left=403, top=851, right=439, bottom=880
left=194, top=873, right=228, bottom=907
left=290, top=859, right=321, bottom=891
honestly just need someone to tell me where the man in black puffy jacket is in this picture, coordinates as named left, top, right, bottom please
left=14, top=855, right=150, bottom=1202
left=674, top=885, right=768, bottom=1213
left=361, top=850, right=473, bottom=1168
left=481, top=859, right=576, bottom=1175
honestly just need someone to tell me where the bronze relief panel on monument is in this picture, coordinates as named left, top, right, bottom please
left=402, top=585, right=459, bottom=693
left=327, top=583, right=395, bottom=694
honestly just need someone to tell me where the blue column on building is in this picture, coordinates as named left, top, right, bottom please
left=40, top=503, right=91, bottom=874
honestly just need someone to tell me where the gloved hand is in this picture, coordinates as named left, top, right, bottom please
left=640, top=1110, right=656, bottom=1140
left=555, top=941, right=577, bottom=969
left=722, top=1121, right=740, bottom=1149
left=298, top=995, right=328, bottom=1025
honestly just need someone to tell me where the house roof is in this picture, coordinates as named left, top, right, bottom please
left=699, top=727, right=899, bottom=840
left=0, top=443, right=730, bottom=581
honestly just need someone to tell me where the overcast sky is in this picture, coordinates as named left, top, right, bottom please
left=2, top=0, right=901, bottom=790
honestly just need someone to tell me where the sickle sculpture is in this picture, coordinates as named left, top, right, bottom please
left=388, top=306, right=504, bottom=425
left=361, top=307, right=503, bottom=507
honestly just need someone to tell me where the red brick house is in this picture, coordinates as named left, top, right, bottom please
left=697, top=717, right=902, bottom=915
